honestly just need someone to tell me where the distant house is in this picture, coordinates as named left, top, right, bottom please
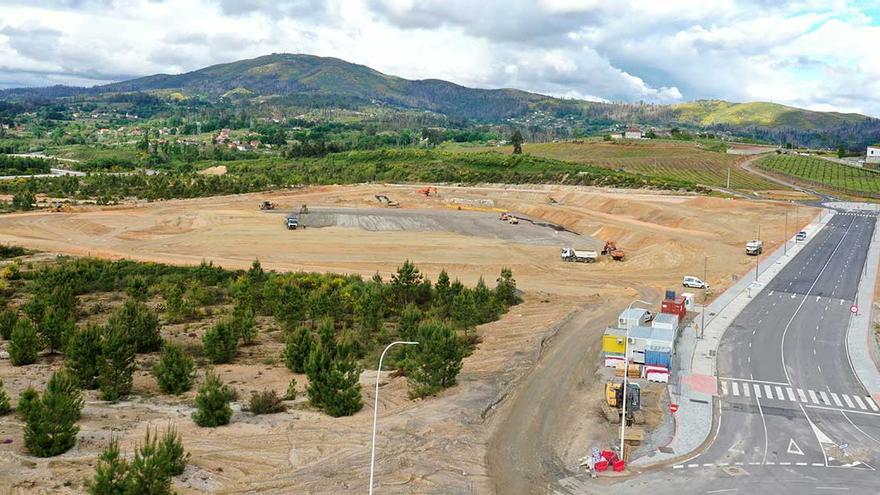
left=624, top=127, right=644, bottom=139
left=867, top=145, right=880, bottom=164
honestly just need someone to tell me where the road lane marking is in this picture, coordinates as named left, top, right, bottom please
left=831, top=392, right=842, bottom=407
left=819, top=391, right=830, bottom=405
left=786, top=387, right=796, bottom=401
left=809, top=390, right=819, bottom=404
left=867, top=397, right=879, bottom=412
left=805, top=404, right=880, bottom=417
left=743, top=384, right=750, bottom=397
left=843, top=394, right=854, bottom=408
left=776, top=386, right=785, bottom=400
left=721, top=381, right=728, bottom=395
left=754, top=384, right=763, bottom=398
left=732, top=382, right=739, bottom=396
left=764, top=384, right=773, bottom=399
left=798, top=388, right=808, bottom=402
left=853, top=395, right=867, bottom=410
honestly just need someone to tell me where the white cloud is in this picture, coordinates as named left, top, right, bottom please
left=0, top=0, right=876, bottom=116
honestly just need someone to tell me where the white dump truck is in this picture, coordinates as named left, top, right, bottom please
left=745, top=239, right=763, bottom=255
left=561, top=247, right=598, bottom=263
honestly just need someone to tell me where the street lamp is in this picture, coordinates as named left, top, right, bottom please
left=369, top=341, right=419, bottom=495
left=620, top=299, right=652, bottom=458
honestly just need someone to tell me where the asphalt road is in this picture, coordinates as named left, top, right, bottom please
left=595, top=211, right=880, bottom=495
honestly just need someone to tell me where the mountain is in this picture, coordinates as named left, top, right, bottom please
left=98, top=53, right=555, bottom=121
left=2, top=53, right=878, bottom=147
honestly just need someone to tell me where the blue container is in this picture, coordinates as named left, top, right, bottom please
left=645, top=346, right=671, bottom=368
left=665, top=289, right=676, bottom=301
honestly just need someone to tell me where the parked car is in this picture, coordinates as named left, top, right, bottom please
left=683, top=276, right=708, bottom=289
left=796, top=231, right=807, bottom=241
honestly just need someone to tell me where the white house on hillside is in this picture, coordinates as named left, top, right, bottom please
left=867, top=145, right=880, bottom=164
left=624, top=127, right=644, bottom=139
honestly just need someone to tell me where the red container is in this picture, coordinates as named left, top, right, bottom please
left=595, top=460, right=609, bottom=472
left=661, top=297, right=686, bottom=322
left=600, top=450, right=617, bottom=462
left=612, top=460, right=625, bottom=472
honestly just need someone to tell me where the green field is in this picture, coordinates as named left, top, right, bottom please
left=455, top=140, right=780, bottom=191
left=756, top=154, right=880, bottom=195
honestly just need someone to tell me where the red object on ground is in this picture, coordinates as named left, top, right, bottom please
left=595, top=460, right=609, bottom=472
left=613, top=460, right=626, bottom=472
left=661, top=297, right=686, bottom=321
left=600, top=450, right=616, bottom=462
left=669, top=403, right=679, bottom=413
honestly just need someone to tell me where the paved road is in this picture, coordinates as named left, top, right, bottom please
left=586, top=211, right=880, bottom=494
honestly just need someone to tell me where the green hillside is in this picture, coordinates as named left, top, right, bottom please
left=672, top=100, right=869, bottom=130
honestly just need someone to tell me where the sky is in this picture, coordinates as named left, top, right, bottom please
left=1, top=0, right=879, bottom=116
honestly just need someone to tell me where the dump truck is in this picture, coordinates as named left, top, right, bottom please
left=375, top=195, right=400, bottom=207
left=602, top=382, right=644, bottom=425
left=285, top=214, right=299, bottom=230
left=561, top=247, right=598, bottom=263
left=745, top=239, right=763, bottom=255
left=260, top=200, right=276, bottom=210
left=602, top=240, right=626, bottom=261
left=417, top=186, right=437, bottom=197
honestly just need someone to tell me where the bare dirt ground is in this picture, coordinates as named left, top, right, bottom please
left=0, top=184, right=816, bottom=494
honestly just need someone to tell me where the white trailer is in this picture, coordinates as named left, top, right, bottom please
left=561, top=247, right=598, bottom=263
left=745, top=239, right=763, bottom=255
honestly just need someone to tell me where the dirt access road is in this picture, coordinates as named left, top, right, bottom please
left=0, top=184, right=814, bottom=493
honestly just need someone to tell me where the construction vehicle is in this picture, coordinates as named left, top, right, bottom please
left=508, top=215, right=519, bottom=225
left=417, top=186, right=438, bottom=197
left=285, top=214, right=299, bottom=230
left=375, top=195, right=400, bottom=207
left=601, top=382, right=645, bottom=425
left=745, top=239, right=763, bottom=255
left=299, top=204, right=310, bottom=215
left=260, top=200, right=276, bottom=211
left=499, top=212, right=509, bottom=221
left=602, top=241, right=626, bottom=261
left=561, top=247, right=598, bottom=263
left=50, top=202, right=71, bottom=212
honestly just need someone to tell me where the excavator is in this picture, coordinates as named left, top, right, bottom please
left=375, top=195, right=400, bottom=207
left=417, top=186, right=438, bottom=197
left=602, top=240, right=626, bottom=261
left=601, top=382, right=644, bottom=425
left=260, top=200, right=276, bottom=211
left=299, top=204, right=310, bottom=215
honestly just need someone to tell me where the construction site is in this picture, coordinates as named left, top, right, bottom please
left=0, top=183, right=813, bottom=493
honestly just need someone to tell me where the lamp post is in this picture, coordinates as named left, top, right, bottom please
left=620, top=299, right=652, bottom=458
left=701, top=255, right=709, bottom=339
left=369, top=341, right=419, bottom=495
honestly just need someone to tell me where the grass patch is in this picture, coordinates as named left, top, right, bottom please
left=756, top=154, right=880, bottom=196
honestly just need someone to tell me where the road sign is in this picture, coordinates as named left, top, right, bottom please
left=851, top=304, right=859, bottom=314
left=669, top=403, right=679, bottom=413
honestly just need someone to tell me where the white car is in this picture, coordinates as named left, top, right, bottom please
left=683, top=276, right=708, bottom=289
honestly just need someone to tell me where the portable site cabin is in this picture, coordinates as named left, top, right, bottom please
left=618, top=308, right=650, bottom=330
left=602, top=327, right=627, bottom=355
left=651, top=313, right=680, bottom=332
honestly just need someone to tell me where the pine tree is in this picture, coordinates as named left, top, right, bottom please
left=511, top=130, right=524, bottom=154
left=202, top=320, right=238, bottom=364
left=283, top=325, right=314, bottom=373
left=397, top=304, right=422, bottom=341
left=336, top=327, right=361, bottom=361
left=317, top=319, right=337, bottom=357
left=152, top=343, right=196, bottom=395
left=9, top=318, right=39, bottom=366
left=65, top=324, right=103, bottom=389
left=321, top=358, right=364, bottom=417
left=305, top=342, right=333, bottom=409
left=472, top=277, right=496, bottom=324
left=390, top=260, right=423, bottom=308
left=127, top=429, right=173, bottom=495
left=450, top=290, right=477, bottom=330
left=230, top=302, right=257, bottom=345
left=126, top=276, right=150, bottom=302
left=87, top=438, right=130, bottom=495
left=0, top=308, right=18, bottom=340
left=354, top=282, right=385, bottom=338
left=494, top=267, right=519, bottom=307
left=24, top=370, right=83, bottom=457
left=155, top=426, right=189, bottom=477
left=406, top=321, right=464, bottom=399
left=192, top=370, right=234, bottom=427
left=433, top=270, right=452, bottom=317
left=285, top=377, right=298, bottom=400
left=110, top=299, right=162, bottom=353
left=98, top=323, right=136, bottom=402
left=39, top=304, right=75, bottom=354
left=0, top=378, right=11, bottom=415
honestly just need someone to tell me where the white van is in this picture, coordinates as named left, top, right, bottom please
left=682, top=276, right=708, bottom=289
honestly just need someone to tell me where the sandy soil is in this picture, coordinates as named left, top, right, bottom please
left=0, top=184, right=817, bottom=494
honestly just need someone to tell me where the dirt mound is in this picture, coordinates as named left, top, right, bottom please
left=199, top=165, right=227, bottom=176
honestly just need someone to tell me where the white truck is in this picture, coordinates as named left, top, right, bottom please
left=286, top=214, right=300, bottom=230
left=745, top=239, right=763, bottom=255
left=561, top=247, right=598, bottom=263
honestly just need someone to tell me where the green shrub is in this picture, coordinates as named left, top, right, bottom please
left=152, top=343, right=196, bottom=395
left=16, top=387, right=39, bottom=420
left=0, top=308, right=18, bottom=340
left=192, top=370, right=234, bottom=427
left=98, top=323, right=136, bottom=402
left=87, top=427, right=188, bottom=495
left=24, top=370, right=83, bottom=457
left=202, top=320, right=238, bottom=364
left=406, top=321, right=464, bottom=399
left=127, top=428, right=174, bottom=495
left=9, top=318, right=39, bottom=366
left=126, top=276, right=150, bottom=301
left=230, top=302, right=257, bottom=345
left=65, top=324, right=103, bottom=389
left=156, top=426, right=189, bottom=477
left=283, top=325, right=314, bottom=373
left=284, top=378, right=297, bottom=401
left=0, top=378, right=11, bottom=415
left=87, top=438, right=129, bottom=495
left=39, top=304, right=76, bottom=354
left=109, top=299, right=162, bottom=353
left=248, top=389, right=286, bottom=415
left=306, top=343, right=363, bottom=417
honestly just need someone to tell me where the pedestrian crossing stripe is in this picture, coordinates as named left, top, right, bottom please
left=719, top=379, right=878, bottom=413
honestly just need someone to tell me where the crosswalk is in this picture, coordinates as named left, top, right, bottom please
left=837, top=211, right=877, bottom=218
left=719, top=378, right=879, bottom=413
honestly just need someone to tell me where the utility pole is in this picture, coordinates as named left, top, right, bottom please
left=701, top=255, right=708, bottom=339
left=755, top=251, right=760, bottom=282
left=727, top=168, right=731, bottom=189
left=784, top=211, right=788, bottom=255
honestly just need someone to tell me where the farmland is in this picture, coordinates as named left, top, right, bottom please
left=455, top=140, right=781, bottom=192
left=755, top=153, right=880, bottom=196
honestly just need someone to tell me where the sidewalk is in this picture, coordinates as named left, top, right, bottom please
left=633, top=209, right=833, bottom=466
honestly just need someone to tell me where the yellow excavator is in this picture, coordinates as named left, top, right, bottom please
left=601, top=382, right=645, bottom=425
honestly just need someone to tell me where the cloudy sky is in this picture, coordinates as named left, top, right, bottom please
left=1, top=0, right=879, bottom=116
